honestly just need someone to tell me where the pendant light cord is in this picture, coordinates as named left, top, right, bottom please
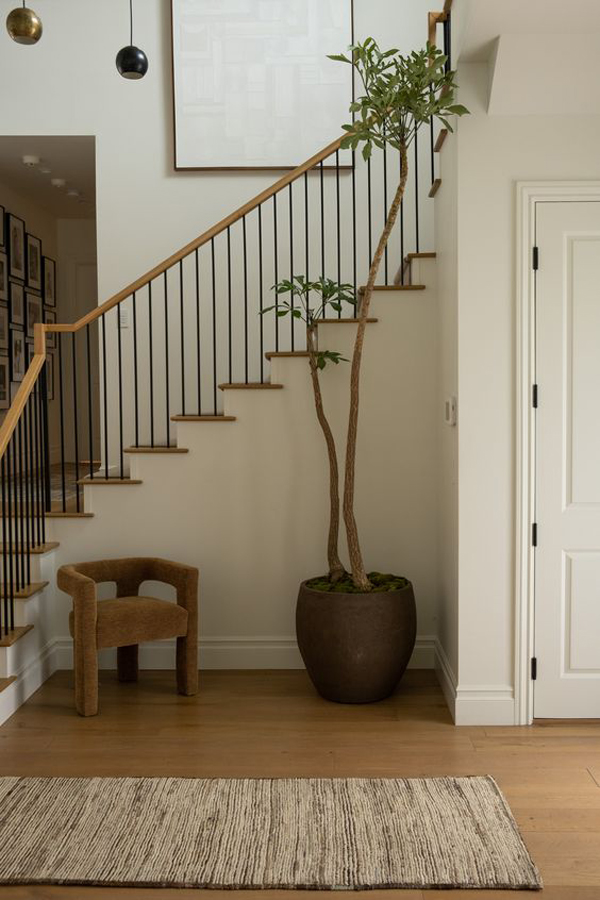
left=129, top=0, right=133, bottom=45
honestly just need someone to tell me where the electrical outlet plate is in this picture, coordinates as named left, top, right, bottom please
left=444, top=396, right=457, bottom=426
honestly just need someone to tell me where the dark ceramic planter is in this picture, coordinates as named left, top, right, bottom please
left=296, top=579, right=417, bottom=703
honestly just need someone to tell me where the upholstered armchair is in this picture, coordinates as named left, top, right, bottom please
left=57, top=557, right=198, bottom=716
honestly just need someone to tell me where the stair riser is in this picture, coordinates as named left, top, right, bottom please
left=0, top=558, right=43, bottom=583
left=0, top=627, right=41, bottom=678
left=13, top=594, right=44, bottom=628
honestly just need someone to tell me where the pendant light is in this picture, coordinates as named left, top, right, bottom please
left=116, top=0, right=148, bottom=80
left=6, top=1, right=42, bottom=45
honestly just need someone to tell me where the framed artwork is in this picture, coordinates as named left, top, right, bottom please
left=7, top=214, right=25, bottom=281
left=9, top=280, right=24, bottom=326
left=0, top=354, right=9, bottom=410
left=43, top=256, right=56, bottom=307
left=0, top=251, right=7, bottom=302
left=44, top=308, right=56, bottom=349
left=10, top=327, right=25, bottom=382
left=45, top=352, right=54, bottom=401
left=0, top=207, right=5, bottom=249
left=26, top=291, right=42, bottom=339
left=26, top=233, right=42, bottom=292
left=171, top=0, right=353, bottom=169
left=0, top=305, right=8, bottom=352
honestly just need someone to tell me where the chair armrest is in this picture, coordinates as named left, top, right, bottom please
left=146, top=558, right=199, bottom=612
left=57, top=565, right=97, bottom=605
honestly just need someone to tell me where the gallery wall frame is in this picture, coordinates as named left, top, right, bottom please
left=26, top=233, right=42, bottom=292
left=25, top=291, right=42, bottom=339
left=10, top=327, right=25, bottom=383
left=43, top=256, right=56, bottom=307
left=0, top=206, right=5, bottom=248
left=0, top=251, right=7, bottom=303
left=7, top=213, right=25, bottom=282
left=171, top=0, right=354, bottom=171
left=0, top=354, right=9, bottom=411
left=0, top=304, right=8, bottom=353
left=9, top=280, right=24, bottom=327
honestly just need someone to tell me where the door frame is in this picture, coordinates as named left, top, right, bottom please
left=515, top=181, right=600, bottom=724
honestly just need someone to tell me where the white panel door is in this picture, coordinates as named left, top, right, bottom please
left=535, top=201, right=600, bottom=718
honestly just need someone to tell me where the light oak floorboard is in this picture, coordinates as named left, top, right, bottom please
left=0, top=669, right=599, bottom=897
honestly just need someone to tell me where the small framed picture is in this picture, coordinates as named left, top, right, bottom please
left=10, top=327, right=25, bottom=382
left=26, top=291, right=42, bottom=339
left=45, top=352, right=54, bottom=401
left=44, top=308, right=56, bottom=349
left=7, top=214, right=25, bottom=281
left=0, top=305, right=8, bottom=352
left=43, top=256, right=56, bottom=308
left=9, top=280, right=24, bottom=326
left=0, top=207, right=5, bottom=248
left=26, top=234, right=42, bottom=292
left=0, top=251, right=7, bottom=302
left=0, top=354, right=9, bottom=410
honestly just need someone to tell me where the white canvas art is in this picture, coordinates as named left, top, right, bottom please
left=172, top=0, right=353, bottom=169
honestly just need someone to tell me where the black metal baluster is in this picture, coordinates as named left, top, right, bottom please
left=101, top=314, right=109, bottom=476
left=227, top=227, right=232, bottom=384
left=38, top=366, right=48, bottom=538
left=195, top=249, right=202, bottom=413
left=29, top=386, right=40, bottom=546
left=430, top=110, right=435, bottom=187
left=258, top=206, right=264, bottom=384
left=86, top=324, right=94, bottom=481
left=71, top=333, right=81, bottom=511
left=273, top=194, right=279, bottom=351
left=336, top=150, right=341, bottom=316
left=13, top=429, right=21, bottom=592
left=367, top=156, right=373, bottom=268
left=132, top=293, right=139, bottom=448
left=179, top=260, right=185, bottom=418
left=319, top=161, right=325, bottom=277
left=304, top=173, right=310, bottom=322
left=243, top=216, right=249, bottom=381
left=17, top=420, right=26, bottom=586
left=41, top=352, right=51, bottom=512
left=414, top=125, right=420, bottom=253
left=211, top=238, right=217, bottom=413
left=288, top=183, right=295, bottom=345
left=148, top=283, right=155, bottom=447
left=1, top=456, right=8, bottom=635
left=352, top=150, right=357, bottom=303
left=444, top=12, right=451, bottom=71
left=5, top=443, right=14, bottom=630
left=22, top=406, right=31, bottom=584
left=117, top=305, right=124, bottom=472
left=164, top=272, right=170, bottom=444
left=400, top=149, right=405, bottom=284
left=58, top=334, right=67, bottom=504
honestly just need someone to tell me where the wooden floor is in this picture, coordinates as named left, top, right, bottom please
left=0, top=669, right=599, bottom=899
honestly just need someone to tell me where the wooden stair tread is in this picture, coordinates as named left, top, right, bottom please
left=0, top=676, right=16, bottom=692
left=429, top=179, right=442, bottom=198
left=79, top=460, right=101, bottom=466
left=406, top=252, right=436, bottom=261
left=77, top=478, right=142, bottom=486
left=265, top=351, right=310, bottom=359
left=0, top=625, right=33, bottom=647
left=359, top=285, right=426, bottom=293
left=318, top=318, right=378, bottom=324
left=46, top=512, right=94, bottom=519
left=0, top=542, right=59, bottom=555
left=218, top=383, right=284, bottom=390
left=434, top=129, right=448, bottom=152
left=171, top=415, right=237, bottom=422
left=1, top=581, right=49, bottom=600
left=124, top=446, right=189, bottom=454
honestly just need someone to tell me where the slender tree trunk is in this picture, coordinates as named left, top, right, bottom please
left=343, top=141, right=409, bottom=591
left=306, top=324, right=345, bottom=582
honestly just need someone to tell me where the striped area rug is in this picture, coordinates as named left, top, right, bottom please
left=0, top=775, right=542, bottom=890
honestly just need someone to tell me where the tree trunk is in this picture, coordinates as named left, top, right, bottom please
left=343, top=141, right=410, bottom=591
left=306, top=324, right=345, bottom=582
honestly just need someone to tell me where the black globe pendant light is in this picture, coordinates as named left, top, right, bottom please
left=6, top=0, right=43, bottom=45
left=116, top=0, right=148, bottom=80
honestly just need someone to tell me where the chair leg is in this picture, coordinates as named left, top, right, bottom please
left=74, top=636, right=98, bottom=717
left=176, top=632, right=198, bottom=696
left=118, top=645, right=139, bottom=682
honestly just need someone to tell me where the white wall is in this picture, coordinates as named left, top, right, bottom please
left=0, top=0, right=434, bottom=307
left=452, top=62, right=600, bottom=722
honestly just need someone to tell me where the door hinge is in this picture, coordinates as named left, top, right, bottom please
left=532, top=384, right=538, bottom=408
left=531, top=657, right=537, bottom=680
left=532, top=522, right=538, bottom=547
left=532, top=246, right=539, bottom=270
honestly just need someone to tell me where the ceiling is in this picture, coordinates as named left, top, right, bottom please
left=458, top=0, right=600, bottom=61
left=0, top=136, right=96, bottom=220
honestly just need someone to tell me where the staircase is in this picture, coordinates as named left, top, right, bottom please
left=0, top=5, right=453, bottom=722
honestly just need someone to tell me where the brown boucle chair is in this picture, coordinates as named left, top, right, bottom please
left=57, top=557, right=198, bottom=717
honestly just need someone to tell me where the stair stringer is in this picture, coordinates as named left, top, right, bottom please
left=46, top=280, right=440, bottom=673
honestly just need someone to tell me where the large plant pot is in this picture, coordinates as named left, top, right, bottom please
left=296, top=579, right=417, bottom=703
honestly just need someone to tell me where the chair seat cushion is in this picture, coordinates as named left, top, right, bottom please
left=69, top=596, right=189, bottom=649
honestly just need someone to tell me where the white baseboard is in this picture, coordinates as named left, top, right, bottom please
left=433, top=638, right=515, bottom=725
left=54, top=633, right=437, bottom=672
left=0, top=639, right=59, bottom=727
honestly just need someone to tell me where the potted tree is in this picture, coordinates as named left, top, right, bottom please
left=264, top=40, right=467, bottom=702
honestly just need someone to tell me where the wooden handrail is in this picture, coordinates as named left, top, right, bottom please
left=46, top=135, right=345, bottom=336
left=0, top=351, right=45, bottom=460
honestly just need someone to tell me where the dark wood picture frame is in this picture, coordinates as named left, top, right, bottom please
left=26, top=233, right=42, bottom=292
left=0, top=206, right=5, bottom=249
left=10, top=326, right=25, bottom=383
left=0, top=251, right=7, bottom=303
left=0, top=353, right=9, bottom=410
left=43, top=255, right=56, bottom=308
left=25, top=291, right=42, bottom=339
left=9, top=280, right=24, bottom=327
left=7, top=213, right=25, bottom=282
left=44, top=308, right=56, bottom=349
left=0, top=304, right=8, bottom=353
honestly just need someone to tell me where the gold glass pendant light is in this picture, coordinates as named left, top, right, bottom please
left=6, top=1, right=43, bottom=45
